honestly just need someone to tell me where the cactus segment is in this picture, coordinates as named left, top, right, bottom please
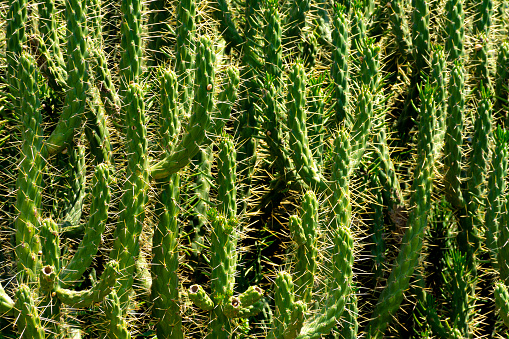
left=331, top=5, right=350, bottom=126
left=307, top=78, right=325, bottom=168
left=209, top=211, right=237, bottom=338
left=119, top=0, right=142, bottom=91
left=285, top=0, right=311, bottom=44
left=218, top=136, right=237, bottom=218
left=150, top=37, right=215, bottom=180
left=160, top=69, right=180, bottom=155
left=152, top=174, right=182, bottom=338
left=267, top=272, right=301, bottom=339
left=340, top=291, right=359, bottom=339
left=370, top=174, right=386, bottom=280
left=431, top=45, right=447, bottom=154
left=288, top=63, right=327, bottom=192
left=40, top=219, right=60, bottom=271
left=37, top=0, right=67, bottom=93
left=175, top=0, right=196, bottom=112
left=289, top=191, right=318, bottom=304
left=214, top=66, right=240, bottom=137
left=189, top=284, right=214, bottom=311
left=212, top=0, right=243, bottom=48
left=494, top=42, right=508, bottom=115
left=448, top=249, right=471, bottom=336
left=15, top=284, right=45, bottom=338
left=498, top=181, right=509, bottom=285
left=238, top=285, right=264, bottom=308
left=45, top=0, right=89, bottom=155
left=0, top=283, right=14, bottom=315
left=5, top=0, right=27, bottom=102
left=495, top=282, right=509, bottom=329
left=85, top=86, right=113, bottom=166
left=485, top=127, right=508, bottom=265
left=474, top=0, right=493, bottom=34
left=387, top=0, right=412, bottom=56
left=15, top=53, right=43, bottom=284
left=61, top=163, right=110, bottom=286
left=56, top=260, right=119, bottom=307
left=367, top=83, right=436, bottom=338
left=109, top=83, right=148, bottom=307
left=412, top=0, right=430, bottom=73
left=349, top=86, right=374, bottom=173
left=444, top=61, right=465, bottom=209
left=105, top=289, right=131, bottom=339
left=445, top=0, right=464, bottom=61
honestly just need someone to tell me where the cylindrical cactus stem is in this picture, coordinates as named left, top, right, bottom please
left=105, top=289, right=131, bottom=339
left=88, top=0, right=121, bottom=125
left=448, top=250, right=471, bottom=337
left=287, top=62, right=327, bottom=192
left=360, top=38, right=381, bottom=92
left=150, top=37, right=215, bottom=180
left=285, top=0, right=311, bottom=45
left=190, top=148, right=212, bottom=254
left=349, top=86, right=374, bottom=173
left=5, top=0, right=27, bottom=102
left=471, top=33, right=491, bottom=90
left=15, top=284, right=45, bottom=338
left=367, top=82, right=436, bottom=339
left=188, top=284, right=214, bottom=311
left=264, top=0, right=282, bottom=81
left=387, top=0, right=412, bottom=57
left=474, top=0, right=493, bottom=34
left=307, top=77, right=325, bottom=169
left=109, top=83, right=148, bottom=308
left=444, top=61, right=466, bottom=209
left=147, top=0, right=171, bottom=64
left=331, top=4, right=349, bottom=126
left=369, top=173, right=386, bottom=281
left=485, top=128, right=508, bottom=265
left=340, top=289, right=359, bottom=339
left=56, top=261, right=119, bottom=308
left=118, top=0, right=142, bottom=95
left=267, top=272, right=304, bottom=339
left=217, top=136, right=237, bottom=219
left=152, top=174, right=182, bottom=339
left=45, top=0, right=89, bottom=155
left=289, top=191, right=318, bottom=304
left=412, top=0, right=430, bottom=73
left=445, top=0, right=465, bottom=61
left=40, top=219, right=60, bottom=272
left=211, top=0, right=243, bottom=49
left=351, top=8, right=366, bottom=59
left=60, top=163, right=110, bottom=287
left=238, top=286, right=264, bottom=308
left=494, top=282, right=509, bottom=329
left=289, top=198, right=318, bottom=303
left=0, top=283, right=14, bottom=315
left=494, top=42, right=508, bottom=116
left=160, top=69, right=180, bottom=155
left=15, top=52, right=43, bottom=284
left=430, top=45, right=446, bottom=155
left=498, top=183, right=509, bottom=285
left=208, top=210, right=238, bottom=338
left=464, top=86, right=492, bottom=252
left=37, top=0, right=67, bottom=93
left=214, top=66, right=240, bottom=136
left=85, top=86, right=113, bottom=166
left=175, top=0, right=196, bottom=113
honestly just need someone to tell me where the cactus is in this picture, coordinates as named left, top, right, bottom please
left=3, top=1, right=509, bottom=338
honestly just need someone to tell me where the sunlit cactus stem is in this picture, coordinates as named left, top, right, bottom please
left=15, top=52, right=43, bottom=284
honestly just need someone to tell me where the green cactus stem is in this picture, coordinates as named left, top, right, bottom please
left=60, top=163, right=111, bottom=286
left=387, top=0, right=412, bottom=57
left=445, top=0, right=465, bottom=61
left=175, top=0, right=196, bottom=113
left=56, top=260, right=119, bottom=308
left=188, top=284, right=214, bottom=311
left=289, top=191, right=318, bottom=304
left=485, top=127, right=508, bottom=265
left=331, top=4, right=349, bottom=126
left=109, top=83, right=148, bottom=308
left=444, top=61, right=465, bottom=209
left=0, top=283, right=14, bottom=315
left=5, top=0, right=27, bottom=104
left=45, top=0, right=89, bottom=155
left=15, top=284, right=45, bottom=338
left=211, top=0, right=243, bottom=49
left=494, top=282, right=509, bottom=329
left=150, top=37, right=215, bottom=180
left=105, top=289, right=131, bottom=339
left=15, top=52, right=43, bottom=284
left=367, top=83, right=437, bottom=338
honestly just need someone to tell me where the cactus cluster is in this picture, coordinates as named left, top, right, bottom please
left=1, top=0, right=509, bottom=338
